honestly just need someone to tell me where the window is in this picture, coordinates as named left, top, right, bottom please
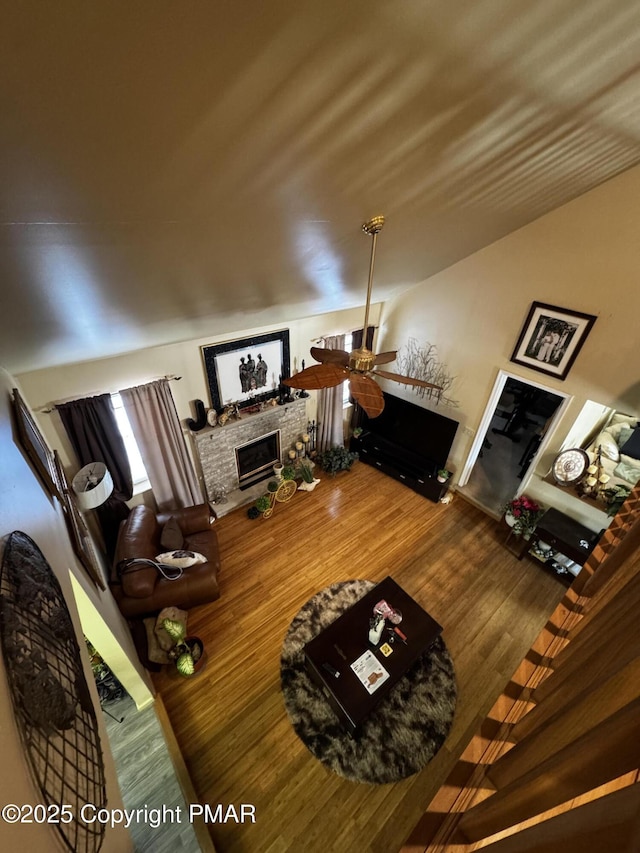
left=110, top=393, right=151, bottom=494
left=342, top=333, right=353, bottom=406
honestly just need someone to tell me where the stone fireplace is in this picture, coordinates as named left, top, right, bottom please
left=193, top=398, right=307, bottom=506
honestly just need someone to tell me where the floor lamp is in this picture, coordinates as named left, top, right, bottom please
left=72, top=462, right=114, bottom=511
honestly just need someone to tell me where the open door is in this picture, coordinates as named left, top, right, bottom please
left=458, top=371, right=570, bottom=516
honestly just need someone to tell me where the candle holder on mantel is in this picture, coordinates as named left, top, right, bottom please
left=307, top=420, right=317, bottom=455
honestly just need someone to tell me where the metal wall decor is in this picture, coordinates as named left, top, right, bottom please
left=0, top=532, right=106, bottom=853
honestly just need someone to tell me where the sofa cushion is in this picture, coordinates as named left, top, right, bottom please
left=160, top=516, right=184, bottom=551
left=116, top=505, right=160, bottom=561
left=118, top=560, right=158, bottom=599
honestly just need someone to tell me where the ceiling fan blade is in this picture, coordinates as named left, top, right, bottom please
left=373, top=350, right=397, bottom=366
left=373, top=369, right=443, bottom=391
left=349, top=374, right=385, bottom=418
left=283, top=364, right=349, bottom=390
left=310, top=346, right=350, bottom=366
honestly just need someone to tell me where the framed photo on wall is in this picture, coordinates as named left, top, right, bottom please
left=510, top=302, right=597, bottom=380
left=12, top=387, right=59, bottom=500
left=202, top=329, right=290, bottom=411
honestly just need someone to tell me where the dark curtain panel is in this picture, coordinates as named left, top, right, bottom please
left=351, top=325, right=375, bottom=350
left=57, top=394, right=132, bottom=560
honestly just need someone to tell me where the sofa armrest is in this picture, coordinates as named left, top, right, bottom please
left=157, top=503, right=214, bottom=536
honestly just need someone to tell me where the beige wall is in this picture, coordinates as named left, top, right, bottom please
left=378, top=165, right=640, bottom=522
left=17, top=304, right=379, bottom=475
left=0, top=367, right=134, bottom=852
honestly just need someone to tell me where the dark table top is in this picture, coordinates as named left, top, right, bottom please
left=304, top=576, right=443, bottom=731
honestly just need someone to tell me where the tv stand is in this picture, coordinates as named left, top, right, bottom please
left=350, top=431, right=447, bottom=503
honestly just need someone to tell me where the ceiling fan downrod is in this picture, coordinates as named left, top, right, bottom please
left=350, top=215, right=385, bottom=373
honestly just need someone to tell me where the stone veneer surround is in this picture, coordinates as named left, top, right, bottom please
left=193, top=399, right=307, bottom=504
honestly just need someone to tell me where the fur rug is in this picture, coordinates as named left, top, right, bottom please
left=280, top=580, right=457, bottom=784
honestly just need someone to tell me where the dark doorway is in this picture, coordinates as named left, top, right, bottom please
left=463, top=377, right=564, bottom=516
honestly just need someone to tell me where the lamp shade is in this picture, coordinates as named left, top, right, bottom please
left=72, top=462, right=114, bottom=510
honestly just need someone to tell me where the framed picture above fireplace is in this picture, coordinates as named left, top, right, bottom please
left=202, top=329, right=291, bottom=411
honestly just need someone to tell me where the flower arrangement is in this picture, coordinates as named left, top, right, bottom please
left=503, top=494, right=544, bottom=536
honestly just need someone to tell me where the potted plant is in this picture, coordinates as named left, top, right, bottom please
left=502, top=494, right=544, bottom=537
left=437, top=468, right=450, bottom=483
left=255, top=494, right=272, bottom=515
left=297, top=459, right=320, bottom=491
left=162, top=618, right=205, bottom=677
left=316, top=445, right=359, bottom=476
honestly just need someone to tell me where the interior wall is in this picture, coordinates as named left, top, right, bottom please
left=16, top=305, right=380, bottom=474
left=378, top=165, right=640, bottom=521
left=0, top=367, right=133, bottom=852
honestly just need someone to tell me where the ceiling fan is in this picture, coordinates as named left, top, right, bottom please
left=283, top=215, right=443, bottom=417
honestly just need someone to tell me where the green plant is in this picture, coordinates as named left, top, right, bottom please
left=601, top=484, right=632, bottom=517
left=162, top=619, right=204, bottom=677
left=352, top=426, right=363, bottom=438
left=299, top=460, right=315, bottom=483
left=267, top=480, right=279, bottom=493
left=316, top=445, right=359, bottom=476
left=255, top=494, right=271, bottom=513
left=247, top=506, right=260, bottom=520
left=437, top=469, right=450, bottom=480
left=282, top=465, right=296, bottom=480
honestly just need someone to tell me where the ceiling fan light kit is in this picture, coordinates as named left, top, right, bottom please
left=284, top=215, right=443, bottom=418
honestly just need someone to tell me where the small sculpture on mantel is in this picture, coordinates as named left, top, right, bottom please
left=297, top=360, right=310, bottom=398
left=277, top=375, right=295, bottom=405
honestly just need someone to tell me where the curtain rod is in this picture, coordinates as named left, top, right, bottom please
left=37, top=375, right=182, bottom=413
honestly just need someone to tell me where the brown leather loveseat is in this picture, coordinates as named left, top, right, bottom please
left=110, top=503, right=221, bottom=618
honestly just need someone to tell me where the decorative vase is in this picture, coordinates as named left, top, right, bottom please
left=505, top=511, right=517, bottom=528
left=273, top=463, right=284, bottom=481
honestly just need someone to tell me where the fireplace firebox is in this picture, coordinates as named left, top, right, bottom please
left=235, top=430, right=281, bottom=490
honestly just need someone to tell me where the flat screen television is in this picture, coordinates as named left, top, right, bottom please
left=359, top=391, right=458, bottom=469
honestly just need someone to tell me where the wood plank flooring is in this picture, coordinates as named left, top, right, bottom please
left=153, top=462, right=567, bottom=853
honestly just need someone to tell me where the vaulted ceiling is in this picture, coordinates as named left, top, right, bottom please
left=2, top=1, right=640, bottom=373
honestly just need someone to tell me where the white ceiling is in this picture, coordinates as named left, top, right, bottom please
left=2, top=0, right=640, bottom=373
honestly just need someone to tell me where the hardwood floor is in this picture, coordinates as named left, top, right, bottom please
left=153, top=463, right=566, bottom=853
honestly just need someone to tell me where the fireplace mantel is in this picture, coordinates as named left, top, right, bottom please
left=193, top=399, right=307, bottom=507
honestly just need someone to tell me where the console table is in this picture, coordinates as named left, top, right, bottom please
left=529, top=507, right=601, bottom=577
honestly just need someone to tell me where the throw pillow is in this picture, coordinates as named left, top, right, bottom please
left=594, top=430, right=620, bottom=462
left=160, top=516, right=184, bottom=551
left=156, top=550, right=206, bottom=568
left=620, top=428, right=640, bottom=461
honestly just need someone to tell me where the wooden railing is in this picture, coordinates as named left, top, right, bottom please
left=404, top=483, right=640, bottom=852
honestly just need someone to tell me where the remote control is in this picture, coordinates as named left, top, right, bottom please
left=322, top=662, right=340, bottom=678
